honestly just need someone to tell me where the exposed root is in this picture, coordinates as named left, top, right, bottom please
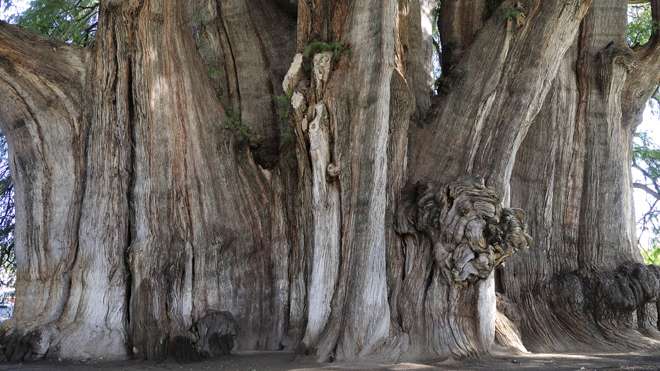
left=0, top=322, right=57, bottom=362
left=510, top=263, right=660, bottom=353
left=494, top=294, right=527, bottom=353
left=0, top=311, right=237, bottom=363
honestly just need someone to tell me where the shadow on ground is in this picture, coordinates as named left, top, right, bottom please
left=2, top=351, right=660, bottom=370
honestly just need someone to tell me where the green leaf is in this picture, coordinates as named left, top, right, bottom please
left=627, top=4, right=658, bottom=47
left=12, top=0, right=99, bottom=46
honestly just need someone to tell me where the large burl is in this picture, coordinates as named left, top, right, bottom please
left=397, top=176, right=532, bottom=284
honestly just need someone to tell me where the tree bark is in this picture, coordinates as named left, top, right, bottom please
left=501, top=0, right=660, bottom=353
left=0, top=0, right=658, bottom=364
left=0, top=22, right=90, bottom=360
left=1, top=0, right=300, bottom=360
left=398, top=0, right=590, bottom=359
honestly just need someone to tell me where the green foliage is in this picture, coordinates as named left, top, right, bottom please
left=273, top=93, right=291, bottom=123
left=9, top=0, right=99, bottom=46
left=273, top=93, right=294, bottom=148
left=223, top=109, right=252, bottom=144
left=627, top=4, right=658, bottom=48
left=500, top=6, right=526, bottom=28
left=635, top=132, right=660, bottom=164
left=642, top=245, right=660, bottom=265
left=634, top=131, right=660, bottom=248
left=302, top=41, right=348, bottom=74
left=302, top=41, right=347, bottom=61
left=501, top=7, right=523, bottom=21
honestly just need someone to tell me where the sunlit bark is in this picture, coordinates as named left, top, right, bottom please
left=0, top=0, right=658, bottom=363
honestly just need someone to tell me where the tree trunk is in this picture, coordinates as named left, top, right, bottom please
left=1, top=0, right=300, bottom=360
left=0, top=0, right=658, bottom=364
left=501, top=0, right=660, bottom=353
left=0, top=22, right=90, bottom=360
left=399, top=0, right=590, bottom=359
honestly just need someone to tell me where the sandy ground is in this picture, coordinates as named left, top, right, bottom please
left=2, top=351, right=660, bottom=370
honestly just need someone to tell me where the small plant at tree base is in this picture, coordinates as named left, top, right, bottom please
left=223, top=109, right=252, bottom=144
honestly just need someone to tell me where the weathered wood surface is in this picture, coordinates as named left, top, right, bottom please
left=0, top=0, right=658, bottom=363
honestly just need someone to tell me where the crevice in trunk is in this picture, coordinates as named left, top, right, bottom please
left=123, top=52, right=136, bottom=357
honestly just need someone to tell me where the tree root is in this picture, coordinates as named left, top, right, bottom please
left=0, top=311, right=238, bottom=363
left=510, top=263, right=660, bottom=353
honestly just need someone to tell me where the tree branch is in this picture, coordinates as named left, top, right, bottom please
left=633, top=182, right=660, bottom=199
left=632, top=161, right=660, bottom=193
left=411, top=0, right=593, bottom=191
left=0, top=21, right=88, bottom=136
left=0, top=21, right=87, bottom=92
left=623, top=0, right=660, bottom=128
left=438, top=0, right=487, bottom=73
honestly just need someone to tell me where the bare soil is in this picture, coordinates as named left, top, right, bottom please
left=2, top=351, right=660, bottom=370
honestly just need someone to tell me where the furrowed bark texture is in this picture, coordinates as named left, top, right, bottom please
left=501, top=0, right=660, bottom=353
left=1, top=0, right=300, bottom=360
left=0, top=22, right=89, bottom=360
left=397, top=0, right=591, bottom=359
left=293, top=0, right=408, bottom=360
left=292, top=0, right=535, bottom=361
left=0, top=0, right=658, bottom=364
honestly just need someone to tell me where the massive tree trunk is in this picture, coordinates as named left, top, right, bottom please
left=0, top=0, right=658, bottom=364
left=501, top=0, right=660, bottom=353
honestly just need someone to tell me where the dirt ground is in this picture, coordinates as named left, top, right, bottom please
left=2, top=351, right=660, bottom=370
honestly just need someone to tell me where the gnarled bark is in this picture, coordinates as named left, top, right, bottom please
left=396, top=0, right=591, bottom=359
left=0, top=0, right=658, bottom=364
left=394, top=178, right=531, bottom=359
left=501, top=0, right=660, bottom=354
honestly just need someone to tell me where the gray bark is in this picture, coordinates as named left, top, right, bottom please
left=0, top=22, right=91, bottom=360
left=0, top=0, right=657, bottom=364
left=400, top=0, right=591, bottom=358
left=500, top=0, right=660, bottom=353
